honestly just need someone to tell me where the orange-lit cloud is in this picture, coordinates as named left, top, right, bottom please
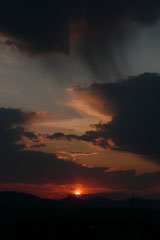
left=58, top=151, right=98, bottom=157
left=66, top=87, right=113, bottom=121
left=25, top=111, right=55, bottom=124
left=56, top=150, right=98, bottom=161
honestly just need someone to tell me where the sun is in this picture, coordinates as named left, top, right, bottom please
left=75, top=191, right=81, bottom=197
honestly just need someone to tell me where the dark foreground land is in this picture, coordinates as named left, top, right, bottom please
left=0, top=192, right=160, bottom=239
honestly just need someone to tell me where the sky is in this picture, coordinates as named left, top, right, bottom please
left=1, top=0, right=160, bottom=199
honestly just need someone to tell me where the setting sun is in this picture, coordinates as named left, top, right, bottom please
left=75, top=191, right=81, bottom=196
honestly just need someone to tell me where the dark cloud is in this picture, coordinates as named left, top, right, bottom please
left=24, top=131, right=38, bottom=140
left=0, top=108, right=43, bottom=151
left=30, top=143, right=46, bottom=148
left=46, top=131, right=107, bottom=147
left=0, top=0, right=160, bottom=59
left=47, top=73, right=160, bottom=162
left=0, top=1, right=70, bottom=55
left=87, top=73, right=160, bottom=160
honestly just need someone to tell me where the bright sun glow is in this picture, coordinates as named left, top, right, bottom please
left=75, top=191, right=81, bottom=196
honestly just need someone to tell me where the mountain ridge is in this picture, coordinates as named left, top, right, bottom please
left=0, top=191, right=160, bottom=210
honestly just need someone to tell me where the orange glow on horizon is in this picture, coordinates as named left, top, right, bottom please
left=0, top=183, right=112, bottom=199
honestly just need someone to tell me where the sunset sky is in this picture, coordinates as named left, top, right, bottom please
left=1, top=0, right=160, bottom=199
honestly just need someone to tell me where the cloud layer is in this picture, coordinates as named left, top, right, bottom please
left=1, top=106, right=160, bottom=193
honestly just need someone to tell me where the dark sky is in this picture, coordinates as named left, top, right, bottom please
left=0, top=1, right=160, bottom=198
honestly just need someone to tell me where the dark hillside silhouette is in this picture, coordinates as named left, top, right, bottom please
left=0, top=192, right=160, bottom=239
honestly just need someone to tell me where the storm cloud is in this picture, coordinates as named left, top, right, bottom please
left=0, top=0, right=160, bottom=57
